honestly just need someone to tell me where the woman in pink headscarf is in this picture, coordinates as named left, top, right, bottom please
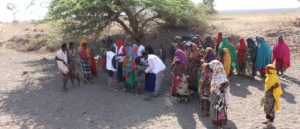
left=272, top=36, right=290, bottom=75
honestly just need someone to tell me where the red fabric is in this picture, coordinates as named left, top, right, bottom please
left=227, top=36, right=234, bottom=45
left=236, top=38, right=247, bottom=69
left=90, top=57, right=98, bottom=77
left=272, top=39, right=290, bottom=69
left=215, top=32, right=223, bottom=49
left=172, top=75, right=181, bottom=94
left=116, top=39, right=124, bottom=52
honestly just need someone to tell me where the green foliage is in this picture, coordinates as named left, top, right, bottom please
left=48, top=0, right=210, bottom=41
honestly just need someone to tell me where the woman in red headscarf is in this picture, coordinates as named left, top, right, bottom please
left=116, top=39, right=126, bottom=82
left=215, top=32, right=223, bottom=54
left=236, top=38, right=247, bottom=74
left=272, top=36, right=290, bottom=75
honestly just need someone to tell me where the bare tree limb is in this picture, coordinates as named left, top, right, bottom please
left=141, top=14, right=161, bottom=29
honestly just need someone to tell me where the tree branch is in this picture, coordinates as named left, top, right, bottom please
left=141, top=14, right=161, bottom=29
left=134, top=8, right=146, bottom=18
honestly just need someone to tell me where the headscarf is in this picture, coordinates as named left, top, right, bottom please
left=227, top=35, right=234, bottom=45
left=236, top=38, right=247, bottom=70
left=209, top=60, right=228, bottom=86
left=204, top=35, right=215, bottom=49
left=215, top=32, right=223, bottom=50
left=272, top=37, right=290, bottom=69
left=174, top=48, right=187, bottom=68
left=222, top=48, right=231, bottom=77
left=190, top=43, right=201, bottom=60
left=79, top=39, right=88, bottom=59
left=265, top=64, right=283, bottom=112
left=246, top=38, right=257, bottom=62
left=116, top=39, right=124, bottom=52
left=218, top=37, right=238, bottom=70
left=204, top=47, right=216, bottom=63
left=255, top=37, right=272, bottom=70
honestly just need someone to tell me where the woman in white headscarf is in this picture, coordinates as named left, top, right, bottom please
left=208, top=60, right=230, bottom=129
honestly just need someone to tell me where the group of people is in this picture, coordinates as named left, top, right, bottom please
left=170, top=33, right=289, bottom=129
left=55, top=32, right=290, bottom=129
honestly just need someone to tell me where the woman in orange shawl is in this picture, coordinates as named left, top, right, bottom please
left=236, top=38, right=247, bottom=74
left=79, top=39, right=92, bottom=80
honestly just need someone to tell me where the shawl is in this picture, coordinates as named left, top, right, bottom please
left=255, top=37, right=272, bottom=70
left=222, top=48, right=231, bottom=77
left=272, top=38, right=290, bottom=68
left=218, top=37, right=238, bottom=70
left=190, top=43, right=201, bottom=60
left=265, top=64, right=283, bottom=112
left=174, top=48, right=188, bottom=68
left=123, top=46, right=138, bottom=79
left=204, top=47, right=216, bottom=63
left=246, top=38, right=257, bottom=62
left=116, top=39, right=124, bottom=52
left=236, top=38, right=247, bottom=70
left=215, top=32, right=223, bottom=49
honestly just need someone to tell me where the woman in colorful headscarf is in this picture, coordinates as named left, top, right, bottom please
left=208, top=60, right=229, bottom=129
left=188, top=43, right=203, bottom=93
left=204, top=47, right=216, bottom=63
left=272, top=36, right=290, bottom=76
left=79, top=39, right=92, bottom=80
left=123, top=44, right=138, bottom=90
left=116, top=39, right=126, bottom=82
left=88, top=48, right=98, bottom=77
left=236, top=38, right=247, bottom=74
left=172, top=42, right=188, bottom=95
left=255, top=37, right=272, bottom=78
left=245, top=38, right=257, bottom=78
left=262, top=64, right=283, bottom=128
left=215, top=32, right=223, bottom=54
left=218, top=37, right=238, bottom=73
left=220, top=48, right=231, bottom=77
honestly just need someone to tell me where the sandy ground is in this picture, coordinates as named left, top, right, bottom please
left=0, top=13, right=300, bottom=129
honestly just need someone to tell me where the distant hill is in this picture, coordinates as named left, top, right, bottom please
left=218, top=8, right=299, bottom=14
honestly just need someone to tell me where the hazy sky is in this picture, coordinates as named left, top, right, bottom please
left=0, top=0, right=299, bottom=22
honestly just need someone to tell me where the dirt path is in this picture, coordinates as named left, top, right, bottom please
left=0, top=48, right=299, bottom=129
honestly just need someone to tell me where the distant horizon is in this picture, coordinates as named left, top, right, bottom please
left=218, top=7, right=299, bottom=14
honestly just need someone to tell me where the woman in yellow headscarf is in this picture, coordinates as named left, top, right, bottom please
left=262, top=64, right=283, bottom=127
left=220, top=48, right=231, bottom=77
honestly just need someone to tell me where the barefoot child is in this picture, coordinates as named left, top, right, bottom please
left=55, top=43, right=70, bottom=92
left=134, top=57, right=145, bottom=95
left=67, top=42, right=80, bottom=87
left=200, top=63, right=212, bottom=116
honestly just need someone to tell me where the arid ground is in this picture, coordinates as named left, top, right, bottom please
left=0, top=12, right=299, bottom=129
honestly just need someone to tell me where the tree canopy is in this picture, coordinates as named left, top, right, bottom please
left=48, top=0, right=210, bottom=41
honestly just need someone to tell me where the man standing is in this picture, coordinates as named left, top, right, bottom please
left=55, top=43, right=70, bottom=92
left=143, top=51, right=166, bottom=97
left=136, top=38, right=145, bottom=57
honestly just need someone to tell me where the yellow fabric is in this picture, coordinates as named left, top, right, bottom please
left=223, top=48, right=231, bottom=76
left=265, top=64, right=283, bottom=112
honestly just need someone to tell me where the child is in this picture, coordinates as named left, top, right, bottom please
left=106, top=46, right=118, bottom=91
left=245, top=56, right=254, bottom=79
left=172, top=60, right=189, bottom=103
left=199, top=63, right=212, bottom=116
left=134, top=57, right=145, bottom=95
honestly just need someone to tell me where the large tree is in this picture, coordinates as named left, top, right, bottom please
left=48, top=0, right=201, bottom=41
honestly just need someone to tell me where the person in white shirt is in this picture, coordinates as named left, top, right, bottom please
left=143, top=51, right=166, bottom=97
left=136, top=38, right=145, bottom=57
left=55, top=43, right=70, bottom=92
left=106, top=46, right=118, bottom=91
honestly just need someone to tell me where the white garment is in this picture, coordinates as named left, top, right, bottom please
left=115, top=46, right=124, bottom=62
left=56, top=49, right=69, bottom=74
left=145, top=54, right=166, bottom=74
left=106, top=51, right=117, bottom=71
left=137, top=45, right=145, bottom=57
